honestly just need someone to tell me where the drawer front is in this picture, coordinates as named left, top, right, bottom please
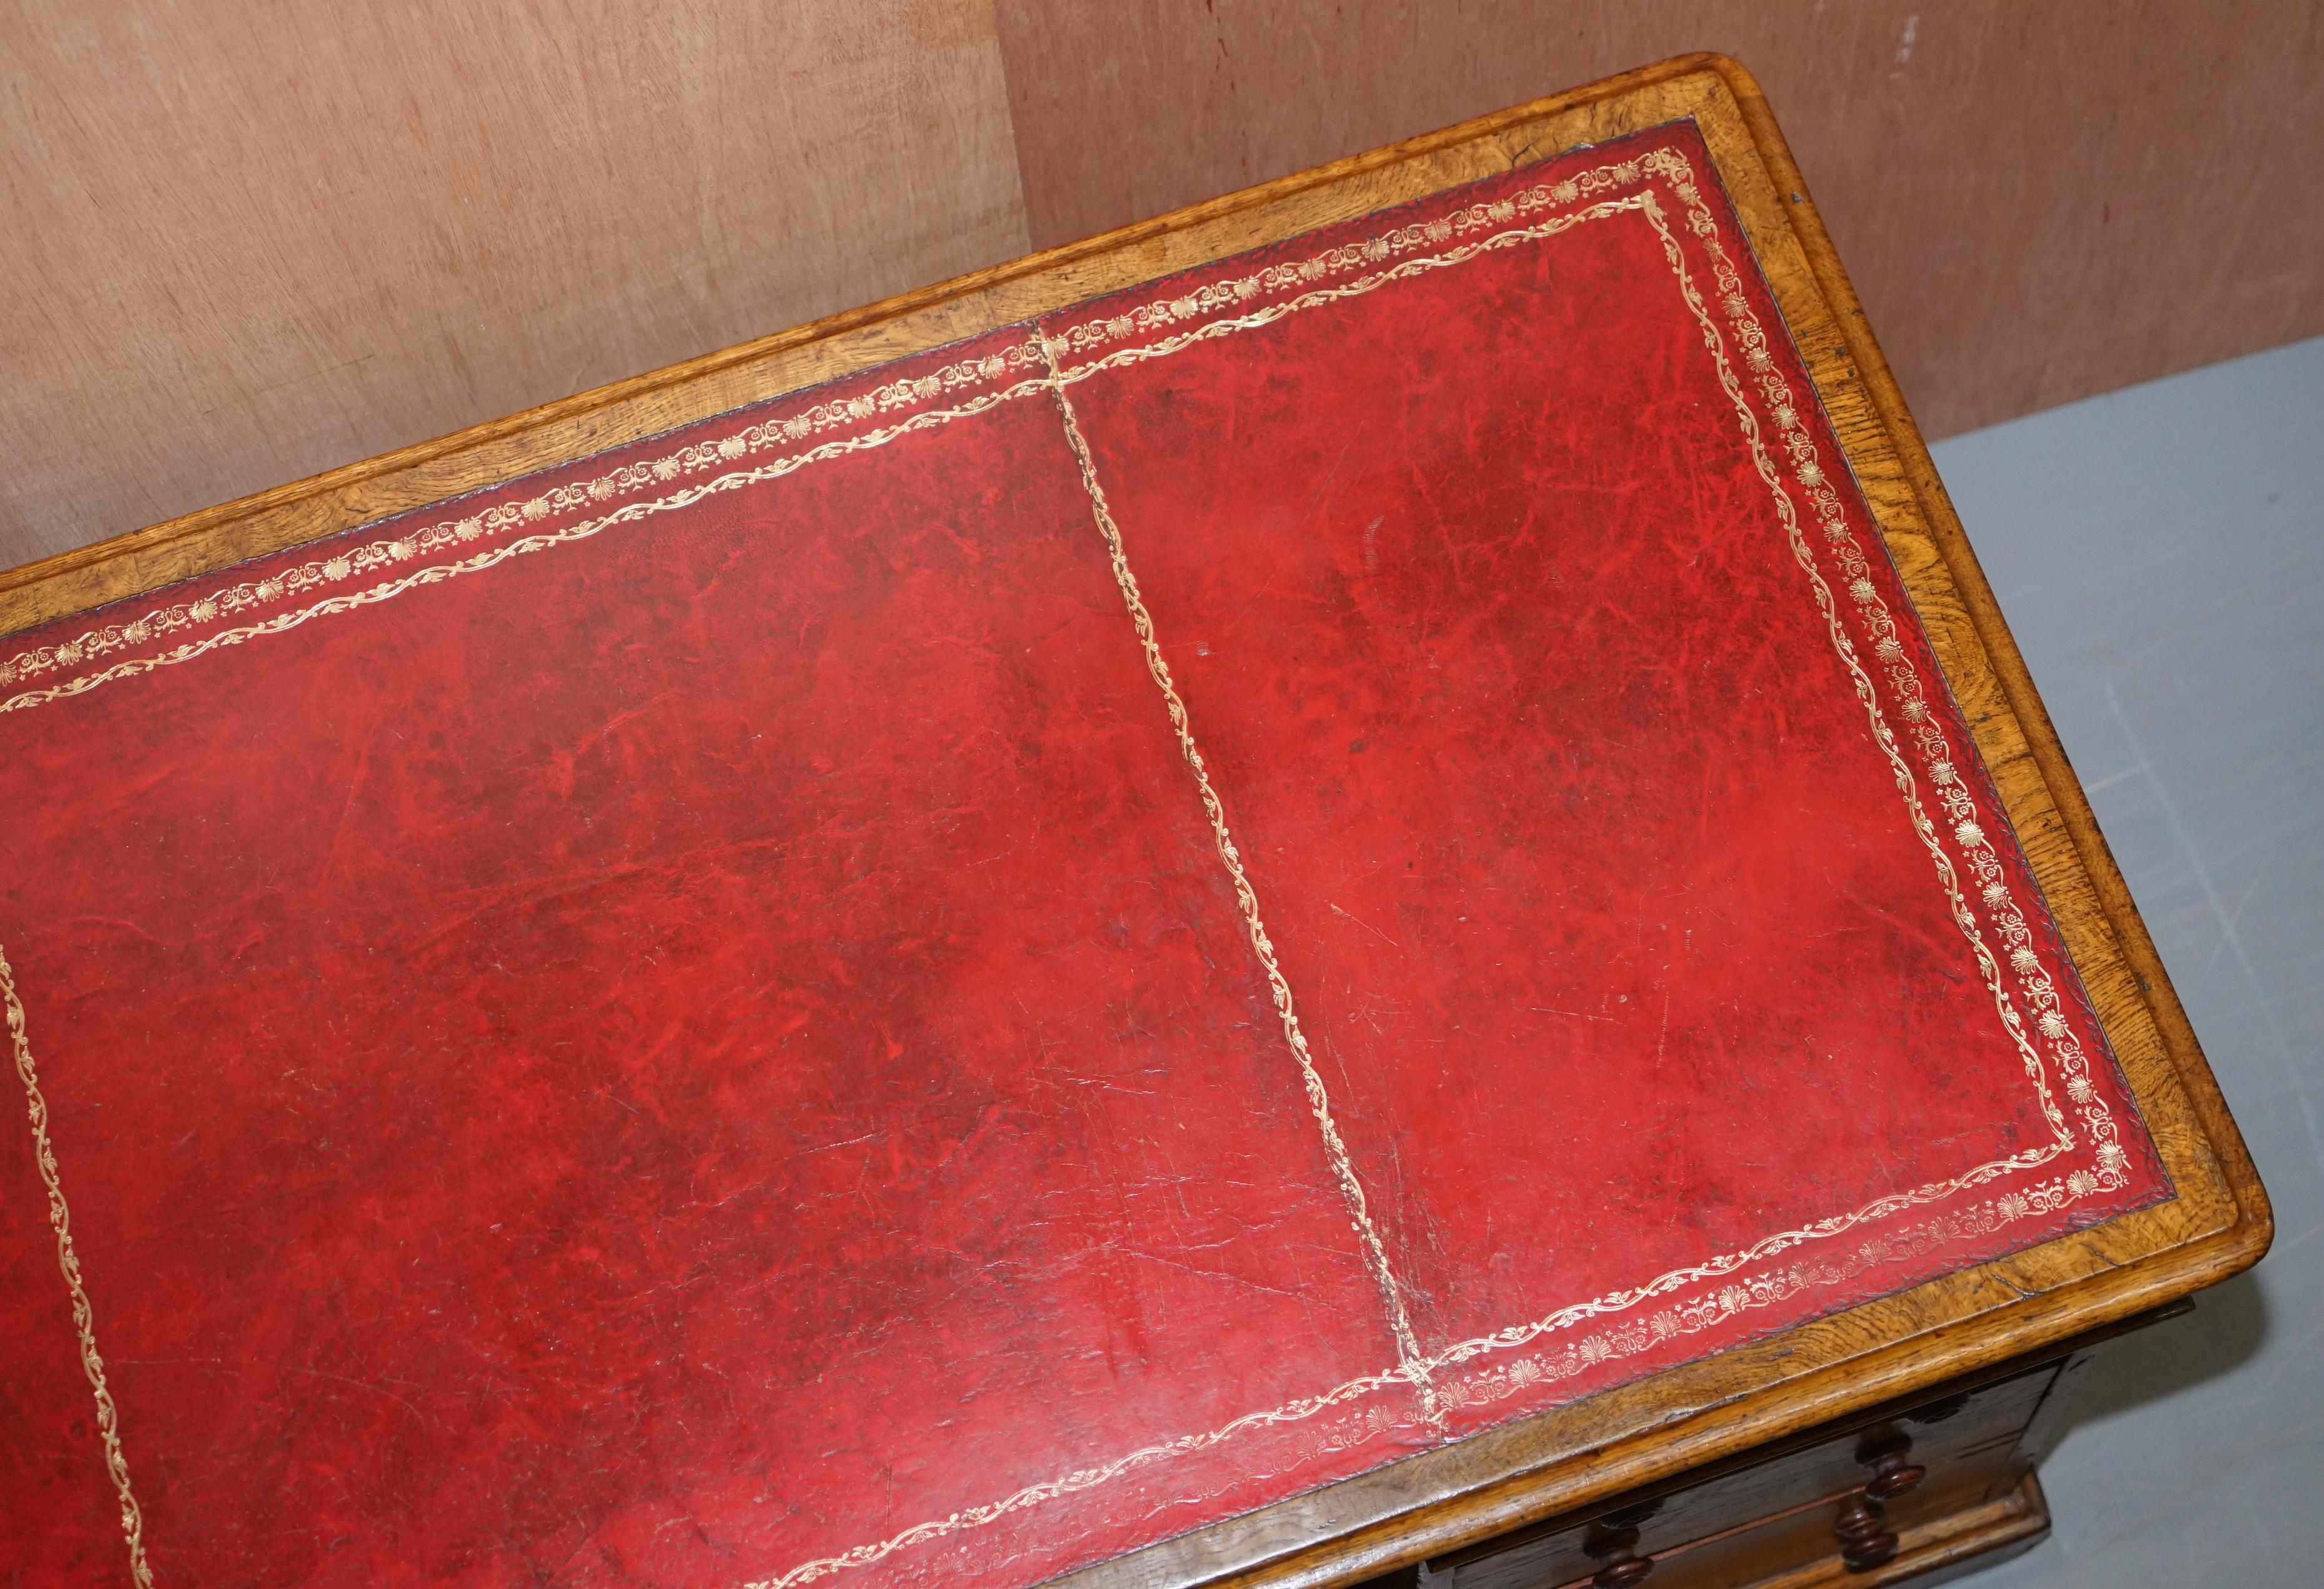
left=1434, top=1366, right=2060, bottom=1589
left=1548, top=1471, right=2050, bottom=1589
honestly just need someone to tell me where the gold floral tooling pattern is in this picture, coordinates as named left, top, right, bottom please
left=744, top=143, right=2135, bottom=1589
left=2, top=941, right=153, bottom=1587
left=2, top=134, right=2140, bottom=1589
left=1043, top=336, right=1445, bottom=1429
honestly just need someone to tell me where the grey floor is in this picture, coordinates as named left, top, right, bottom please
left=1925, top=335, right=2323, bottom=1586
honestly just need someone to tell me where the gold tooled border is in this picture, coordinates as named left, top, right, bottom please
left=2, top=940, right=153, bottom=1588
left=1044, top=340, right=1448, bottom=1430
left=1638, top=159, right=2127, bottom=1179
left=739, top=142, right=2136, bottom=1589
left=0, top=134, right=2136, bottom=1589
left=0, top=342, right=1050, bottom=701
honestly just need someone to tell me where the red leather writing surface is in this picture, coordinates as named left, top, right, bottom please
left=1, top=123, right=2163, bottom=1589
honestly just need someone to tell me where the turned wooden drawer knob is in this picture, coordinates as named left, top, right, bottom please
left=1584, top=1500, right=1661, bottom=1587
left=1833, top=1492, right=1900, bottom=1572
left=1857, top=1431, right=1926, bottom=1500
left=1590, top=1555, right=1653, bottom=1588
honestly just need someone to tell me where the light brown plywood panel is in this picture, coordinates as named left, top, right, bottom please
left=990, top=0, right=2324, bottom=439
left=0, top=0, right=1030, bottom=567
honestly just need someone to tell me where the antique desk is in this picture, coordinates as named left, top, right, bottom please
left=0, top=55, right=2269, bottom=1589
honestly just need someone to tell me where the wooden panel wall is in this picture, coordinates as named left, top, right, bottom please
left=991, top=0, right=2324, bottom=444
left=0, top=0, right=1031, bottom=568
left=6, top=1, right=2320, bottom=570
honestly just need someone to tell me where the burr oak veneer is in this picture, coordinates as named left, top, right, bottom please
left=0, top=55, right=2268, bottom=1589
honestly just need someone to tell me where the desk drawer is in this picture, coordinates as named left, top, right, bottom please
left=1430, top=1365, right=2062, bottom=1589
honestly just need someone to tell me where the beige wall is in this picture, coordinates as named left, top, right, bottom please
left=5, top=1, right=2318, bottom=569
left=0, top=0, right=1032, bottom=567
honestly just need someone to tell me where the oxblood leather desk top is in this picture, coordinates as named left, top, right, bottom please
left=0, top=57, right=2266, bottom=1589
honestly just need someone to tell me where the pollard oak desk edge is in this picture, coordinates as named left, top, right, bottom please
left=0, top=52, right=2268, bottom=1589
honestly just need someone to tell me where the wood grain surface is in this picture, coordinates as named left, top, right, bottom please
left=0, top=0, right=1031, bottom=568
left=0, top=53, right=2271, bottom=1588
